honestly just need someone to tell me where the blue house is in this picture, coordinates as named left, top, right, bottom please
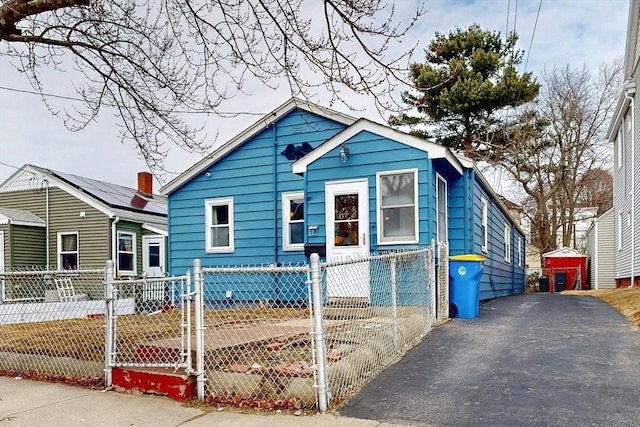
left=161, top=98, right=525, bottom=303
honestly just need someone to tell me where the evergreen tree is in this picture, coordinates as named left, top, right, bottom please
left=390, top=24, right=539, bottom=159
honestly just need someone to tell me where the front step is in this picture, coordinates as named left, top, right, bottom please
left=111, top=367, right=195, bottom=401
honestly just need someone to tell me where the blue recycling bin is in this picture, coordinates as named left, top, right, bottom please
left=449, top=254, right=485, bottom=318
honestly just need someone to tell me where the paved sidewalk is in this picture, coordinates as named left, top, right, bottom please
left=0, top=376, right=408, bottom=427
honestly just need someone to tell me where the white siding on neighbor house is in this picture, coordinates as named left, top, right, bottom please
left=612, top=0, right=640, bottom=283
left=586, top=209, right=615, bottom=289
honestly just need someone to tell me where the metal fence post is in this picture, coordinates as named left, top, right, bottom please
left=390, top=256, right=398, bottom=352
left=104, top=260, right=115, bottom=388
left=310, top=253, right=329, bottom=413
left=193, top=259, right=206, bottom=400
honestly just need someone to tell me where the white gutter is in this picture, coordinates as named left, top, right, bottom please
left=111, top=216, right=120, bottom=278
left=624, top=82, right=636, bottom=288
left=44, top=178, right=50, bottom=270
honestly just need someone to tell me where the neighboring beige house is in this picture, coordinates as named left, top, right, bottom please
left=609, top=0, right=640, bottom=288
left=585, top=208, right=615, bottom=289
left=0, top=164, right=167, bottom=278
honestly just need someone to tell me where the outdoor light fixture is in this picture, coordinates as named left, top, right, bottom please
left=339, top=144, right=349, bottom=163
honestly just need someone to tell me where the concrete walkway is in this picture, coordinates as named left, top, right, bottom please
left=0, top=375, right=405, bottom=427
left=338, top=293, right=640, bottom=426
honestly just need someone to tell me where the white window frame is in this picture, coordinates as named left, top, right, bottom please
left=282, top=191, right=305, bottom=251
left=504, top=223, right=511, bottom=263
left=481, top=197, right=488, bottom=253
left=617, top=127, right=624, bottom=170
left=436, top=173, right=448, bottom=244
left=618, top=212, right=623, bottom=251
left=57, top=232, right=79, bottom=270
left=205, top=197, right=234, bottom=253
left=376, top=169, right=419, bottom=245
left=517, top=236, right=522, bottom=267
left=117, top=231, right=137, bottom=276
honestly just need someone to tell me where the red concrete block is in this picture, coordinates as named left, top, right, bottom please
left=264, top=341, right=284, bottom=351
left=228, top=364, right=252, bottom=373
left=111, top=367, right=195, bottom=401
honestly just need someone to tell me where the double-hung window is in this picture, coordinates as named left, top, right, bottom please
left=117, top=231, right=136, bottom=275
left=58, top=232, right=79, bottom=270
left=504, top=223, right=511, bottom=263
left=282, top=192, right=305, bottom=251
left=517, top=236, right=522, bottom=267
left=436, top=174, right=448, bottom=244
left=205, top=198, right=234, bottom=253
left=481, top=197, right=488, bottom=253
left=377, top=169, right=418, bottom=244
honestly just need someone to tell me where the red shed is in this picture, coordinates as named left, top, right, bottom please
left=542, top=247, right=588, bottom=292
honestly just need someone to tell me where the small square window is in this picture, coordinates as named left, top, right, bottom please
left=117, top=232, right=136, bottom=275
left=377, top=169, right=418, bottom=244
left=205, top=198, right=234, bottom=253
left=283, top=192, right=305, bottom=251
left=58, top=232, right=79, bottom=270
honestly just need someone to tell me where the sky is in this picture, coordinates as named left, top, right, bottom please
left=0, top=0, right=632, bottom=192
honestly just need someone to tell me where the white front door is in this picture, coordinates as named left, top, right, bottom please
left=325, top=179, right=370, bottom=298
left=142, top=235, right=165, bottom=278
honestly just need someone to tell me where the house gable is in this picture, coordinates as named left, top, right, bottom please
left=161, top=98, right=356, bottom=196
left=167, top=107, right=351, bottom=274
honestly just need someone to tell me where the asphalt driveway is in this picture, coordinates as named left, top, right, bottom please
left=338, top=292, right=640, bottom=426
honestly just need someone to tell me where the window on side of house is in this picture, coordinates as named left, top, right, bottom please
left=377, top=169, right=418, bottom=244
left=205, top=198, right=234, bottom=253
left=518, top=236, right=522, bottom=267
left=481, top=197, right=488, bottom=253
left=282, top=192, right=304, bottom=251
left=58, top=232, right=79, bottom=270
left=504, top=223, right=511, bottom=263
left=436, top=174, right=448, bottom=244
left=618, top=212, right=623, bottom=251
left=617, top=127, right=624, bottom=170
left=117, top=231, right=136, bottom=275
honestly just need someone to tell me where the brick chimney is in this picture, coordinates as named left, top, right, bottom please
left=137, top=172, right=153, bottom=196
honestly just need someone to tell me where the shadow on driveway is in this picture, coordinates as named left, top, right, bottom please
left=338, top=293, right=640, bottom=426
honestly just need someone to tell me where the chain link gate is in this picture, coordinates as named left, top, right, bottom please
left=103, top=261, right=194, bottom=389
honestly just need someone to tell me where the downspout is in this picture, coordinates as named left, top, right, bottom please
left=111, top=216, right=120, bottom=278
left=43, top=178, right=50, bottom=270
left=272, top=123, right=278, bottom=264
left=272, top=123, right=279, bottom=302
left=624, top=83, right=636, bottom=287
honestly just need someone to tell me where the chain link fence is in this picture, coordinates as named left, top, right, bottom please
left=198, top=248, right=436, bottom=410
left=324, top=248, right=435, bottom=406
left=0, top=267, right=106, bottom=385
left=1, top=247, right=442, bottom=410
left=199, top=263, right=315, bottom=409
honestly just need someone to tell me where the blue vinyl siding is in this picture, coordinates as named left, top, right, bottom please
left=468, top=174, right=526, bottom=300
left=168, top=110, right=348, bottom=282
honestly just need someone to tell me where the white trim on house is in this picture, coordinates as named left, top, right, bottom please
left=282, top=191, right=305, bottom=252
left=161, top=98, right=357, bottom=196
left=57, top=231, right=79, bottom=270
left=292, top=119, right=464, bottom=175
left=205, top=197, right=235, bottom=253
left=504, top=223, right=511, bottom=263
left=481, top=196, right=489, bottom=253
left=436, top=173, right=448, bottom=245
left=117, top=231, right=137, bottom=276
left=376, top=168, right=419, bottom=245
left=142, top=223, right=168, bottom=236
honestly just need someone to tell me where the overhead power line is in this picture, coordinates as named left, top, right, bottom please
left=0, top=85, right=266, bottom=116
